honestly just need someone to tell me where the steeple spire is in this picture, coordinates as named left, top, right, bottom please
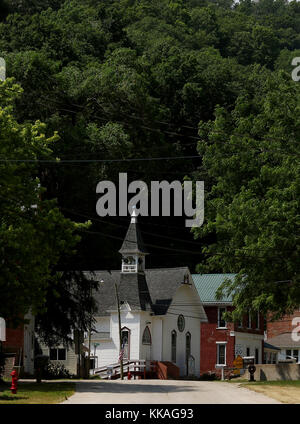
left=130, top=205, right=138, bottom=224
left=119, top=208, right=148, bottom=273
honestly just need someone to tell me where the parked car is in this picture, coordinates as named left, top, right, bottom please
left=278, top=355, right=297, bottom=363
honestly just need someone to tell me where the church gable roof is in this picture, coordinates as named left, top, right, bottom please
left=88, top=214, right=205, bottom=317
left=85, top=267, right=191, bottom=316
left=119, top=272, right=152, bottom=311
left=145, top=267, right=190, bottom=315
left=86, top=271, right=119, bottom=316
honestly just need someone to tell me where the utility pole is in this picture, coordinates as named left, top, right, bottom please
left=87, top=281, right=92, bottom=379
left=93, top=343, right=100, bottom=373
left=102, top=272, right=124, bottom=380
left=115, top=280, right=124, bottom=380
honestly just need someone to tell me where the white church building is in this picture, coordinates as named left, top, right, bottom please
left=83, top=210, right=208, bottom=377
left=38, top=211, right=264, bottom=378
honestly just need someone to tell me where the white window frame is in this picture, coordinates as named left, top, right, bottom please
left=216, top=341, right=227, bottom=366
left=217, top=307, right=227, bottom=329
left=247, top=311, right=251, bottom=329
left=142, top=326, right=151, bottom=345
left=256, top=311, right=260, bottom=329
left=49, top=347, right=67, bottom=361
left=287, top=349, right=300, bottom=362
left=255, top=347, right=259, bottom=364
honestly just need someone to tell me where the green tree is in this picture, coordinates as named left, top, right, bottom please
left=193, top=69, right=300, bottom=320
left=0, top=0, right=299, bottom=275
left=35, top=269, right=98, bottom=347
left=0, top=79, right=94, bottom=339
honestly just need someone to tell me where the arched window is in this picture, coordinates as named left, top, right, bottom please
left=185, top=331, right=191, bottom=375
left=121, top=327, right=130, bottom=360
left=171, top=330, right=177, bottom=363
left=186, top=332, right=191, bottom=362
left=142, top=326, right=151, bottom=345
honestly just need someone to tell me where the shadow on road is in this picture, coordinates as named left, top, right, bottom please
left=75, top=381, right=198, bottom=394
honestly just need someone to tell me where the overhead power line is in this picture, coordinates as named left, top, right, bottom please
left=1, top=190, right=296, bottom=261
left=78, top=227, right=294, bottom=262
left=0, top=155, right=201, bottom=163
left=60, top=207, right=203, bottom=247
left=61, top=207, right=298, bottom=254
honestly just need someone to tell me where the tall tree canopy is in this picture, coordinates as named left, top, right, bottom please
left=0, top=0, right=299, bottom=318
left=193, top=68, right=300, bottom=319
left=0, top=79, right=97, bottom=344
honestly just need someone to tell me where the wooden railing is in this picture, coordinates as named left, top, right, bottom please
left=93, top=360, right=157, bottom=379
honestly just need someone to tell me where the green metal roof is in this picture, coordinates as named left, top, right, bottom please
left=192, top=274, right=236, bottom=304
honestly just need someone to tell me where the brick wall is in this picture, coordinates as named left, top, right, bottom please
left=267, top=311, right=300, bottom=339
left=200, top=306, right=235, bottom=375
left=2, top=324, right=24, bottom=368
left=200, top=306, right=264, bottom=375
left=234, top=312, right=264, bottom=335
left=3, top=326, right=24, bottom=352
left=3, top=355, right=16, bottom=379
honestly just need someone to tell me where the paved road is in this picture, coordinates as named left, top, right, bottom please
left=62, top=380, right=280, bottom=404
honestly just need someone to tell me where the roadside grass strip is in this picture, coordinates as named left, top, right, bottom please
left=241, top=381, right=300, bottom=404
left=0, top=382, right=75, bottom=404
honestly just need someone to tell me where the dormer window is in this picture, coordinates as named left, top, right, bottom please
left=183, top=274, right=190, bottom=285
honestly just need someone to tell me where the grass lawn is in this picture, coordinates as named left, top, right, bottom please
left=239, top=380, right=300, bottom=404
left=0, top=382, right=75, bottom=404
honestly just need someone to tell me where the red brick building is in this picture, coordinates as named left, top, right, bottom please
left=193, top=274, right=264, bottom=376
left=267, top=310, right=300, bottom=339
left=0, top=314, right=35, bottom=376
left=3, top=325, right=24, bottom=355
left=266, top=309, right=300, bottom=363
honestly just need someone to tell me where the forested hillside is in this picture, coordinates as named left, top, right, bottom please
left=0, top=0, right=299, bottom=320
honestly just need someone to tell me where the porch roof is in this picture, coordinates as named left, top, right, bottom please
left=264, top=341, right=281, bottom=352
left=266, top=333, right=300, bottom=349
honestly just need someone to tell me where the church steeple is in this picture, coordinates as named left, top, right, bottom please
left=119, top=207, right=148, bottom=273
